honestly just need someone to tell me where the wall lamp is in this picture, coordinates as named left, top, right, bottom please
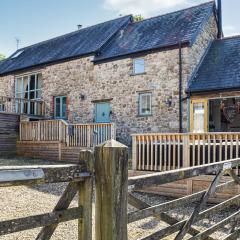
left=79, top=94, right=85, bottom=100
left=165, top=96, right=173, bottom=108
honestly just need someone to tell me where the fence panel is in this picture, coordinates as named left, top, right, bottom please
left=20, top=120, right=116, bottom=147
left=132, top=133, right=240, bottom=174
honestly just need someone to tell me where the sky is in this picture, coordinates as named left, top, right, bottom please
left=0, top=0, right=239, bottom=57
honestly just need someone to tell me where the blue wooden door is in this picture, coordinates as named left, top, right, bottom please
left=95, top=102, right=110, bottom=123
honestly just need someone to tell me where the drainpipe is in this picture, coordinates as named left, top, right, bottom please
left=179, top=42, right=183, bottom=133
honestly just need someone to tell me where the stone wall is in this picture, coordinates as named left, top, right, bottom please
left=93, top=49, right=189, bottom=145
left=40, top=57, right=94, bottom=122
left=187, top=14, right=218, bottom=86
left=0, top=13, right=218, bottom=146
left=0, top=75, right=14, bottom=97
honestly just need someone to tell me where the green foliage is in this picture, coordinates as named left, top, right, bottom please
left=133, top=15, right=144, bottom=22
left=0, top=54, right=5, bottom=61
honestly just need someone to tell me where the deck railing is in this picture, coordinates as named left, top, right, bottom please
left=0, top=96, right=45, bottom=116
left=132, top=132, right=240, bottom=174
left=20, top=120, right=116, bottom=147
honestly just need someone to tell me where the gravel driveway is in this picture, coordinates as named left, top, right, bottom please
left=0, top=183, right=238, bottom=240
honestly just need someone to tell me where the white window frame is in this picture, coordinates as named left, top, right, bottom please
left=15, top=73, right=42, bottom=114
left=139, top=92, right=152, bottom=116
left=133, top=58, right=145, bottom=75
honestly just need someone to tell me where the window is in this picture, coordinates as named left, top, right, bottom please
left=133, top=58, right=145, bottom=74
left=54, top=96, right=67, bottom=119
left=139, top=93, right=152, bottom=116
left=190, top=100, right=208, bottom=133
left=11, top=50, right=24, bottom=59
left=15, top=73, right=42, bottom=114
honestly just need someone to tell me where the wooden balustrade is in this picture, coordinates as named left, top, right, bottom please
left=20, top=120, right=62, bottom=141
left=67, top=123, right=115, bottom=147
left=20, top=120, right=116, bottom=147
left=132, top=132, right=240, bottom=173
left=0, top=96, right=45, bottom=116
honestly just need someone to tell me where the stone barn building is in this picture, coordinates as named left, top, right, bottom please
left=0, top=1, right=239, bottom=147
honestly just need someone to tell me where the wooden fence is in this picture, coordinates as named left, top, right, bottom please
left=0, top=96, right=45, bottom=116
left=132, top=133, right=240, bottom=173
left=0, top=113, right=19, bottom=157
left=0, top=150, right=93, bottom=239
left=1, top=140, right=240, bottom=239
left=20, top=120, right=116, bottom=147
left=128, top=158, right=240, bottom=240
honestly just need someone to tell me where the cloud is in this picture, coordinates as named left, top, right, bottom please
left=224, top=25, right=240, bottom=37
left=103, top=0, right=207, bottom=16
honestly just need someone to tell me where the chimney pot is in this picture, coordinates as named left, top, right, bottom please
left=77, top=24, right=82, bottom=30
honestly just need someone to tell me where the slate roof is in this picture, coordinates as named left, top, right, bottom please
left=188, top=36, right=240, bottom=93
left=94, top=1, right=215, bottom=62
left=0, top=15, right=131, bottom=75
left=0, top=1, right=216, bottom=75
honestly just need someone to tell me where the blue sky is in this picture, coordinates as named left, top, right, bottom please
left=0, top=0, right=239, bottom=57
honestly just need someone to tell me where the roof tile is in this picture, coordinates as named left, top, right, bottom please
left=189, top=36, right=240, bottom=92
left=94, top=1, right=215, bottom=61
left=0, top=15, right=131, bottom=75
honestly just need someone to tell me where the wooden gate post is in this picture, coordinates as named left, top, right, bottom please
left=78, top=150, right=94, bottom=240
left=95, top=139, right=128, bottom=240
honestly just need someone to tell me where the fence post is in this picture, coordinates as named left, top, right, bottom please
left=37, top=121, right=41, bottom=141
left=66, top=125, right=70, bottom=146
left=183, top=134, right=190, bottom=168
left=95, top=139, right=128, bottom=240
left=59, top=121, right=62, bottom=142
left=132, top=135, right=137, bottom=170
left=19, top=122, right=22, bottom=141
left=87, top=125, right=91, bottom=148
left=78, top=150, right=94, bottom=240
left=111, top=123, right=116, bottom=139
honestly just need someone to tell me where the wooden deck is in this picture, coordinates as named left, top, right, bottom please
left=132, top=132, right=240, bottom=174
left=131, top=132, right=240, bottom=202
left=17, top=120, right=116, bottom=162
left=129, top=171, right=240, bottom=203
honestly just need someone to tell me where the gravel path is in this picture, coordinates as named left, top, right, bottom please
left=0, top=183, right=239, bottom=240
left=0, top=158, right=238, bottom=239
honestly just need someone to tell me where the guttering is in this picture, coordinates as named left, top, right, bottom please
left=187, top=86, right=240, bottom=95
left=0, top=52, right=95, bottom=77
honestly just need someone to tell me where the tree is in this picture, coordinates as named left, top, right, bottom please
left=0, top=54, right=5, bottom=61
left=133, top=15, right=144, bottom=22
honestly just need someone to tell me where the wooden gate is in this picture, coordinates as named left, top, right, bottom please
left=0, top=150, right=93, bottom=239
left=128, top=159, right=240, bottom=240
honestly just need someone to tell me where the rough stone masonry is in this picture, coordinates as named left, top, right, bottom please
left=0, top=14, right=217, bottom=146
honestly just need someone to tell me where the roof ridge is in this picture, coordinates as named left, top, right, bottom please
left=131, top=0, right=214, bottom=25
left=17, top=15, right=132, bottom=52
